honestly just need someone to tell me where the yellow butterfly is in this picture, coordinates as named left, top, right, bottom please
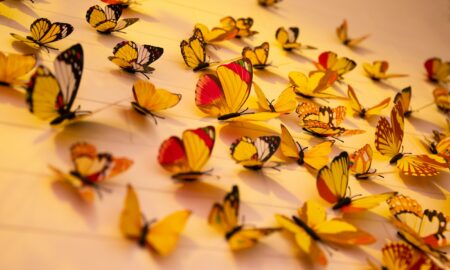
left=120, top=184, right=191, bottom=256
left=258, top=0, right=282, bottom=6
left=254, top=83, right=296, bottom=114
left=10, top=18, right=74, bottom=51
left=394, top=86, right=413, bottom=117
left=348, top=85, right=391, bottom=118
left=194, top=23, right=237, bottom=44
left=349, top=144, right=384, bottom=180
left=242, top=42, right=270, bottom=69
left=0, top=51, right=36, bottom=91
left=288, top=70, right=343, bottom=99
left=275, top=26, right=316, bottom=51
left=208, top=185, right=279, bottom=251
left=86, top=4, right=139, bottom=34
left=280, top=124, right=333, bottom=169
left=180, top=29, right=209, bottom=71
left=314, top=51, right=356, bottom=80
left=220, top=16, right=258, bottom=38
left=230, top=136, right=280, bottom=170
left=433, top=87, right=450, bottom=113
left=131, top=80, right=181, bottom=124
left=276, top=200, right=376, bottom=266
left=363, top=61, right=407, bottom=81
left=424, top=57, right=450, bottom=84
left=336, top=19, right=369, bottom=47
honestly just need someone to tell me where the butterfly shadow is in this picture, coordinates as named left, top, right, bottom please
left=397, top=173, right=449, bottom=199
left=0, top=87, right=27, bottom=108
left=372, top=80, right=402, bottom=92
left=255, top=68, right=288, bottom=85
left=229, top=38, right=253, bottom=48
left=283, top=50, right=314, bottom=64
left=263, top=172, right=301, bottom=204
left=122, top=7, right=158, bottom=23
left=0, top=1, right=39, bottom=27
left=95, top=34, right=128, bottom=51
left=275, top=230, right=319, bottom=268
left=219, top=122, right=280, bottom=146
left=406, top=115, right=442, bottom=134
left=10, top=40, right=40, bottom=55
left=346, top=45, right=374, bottom=56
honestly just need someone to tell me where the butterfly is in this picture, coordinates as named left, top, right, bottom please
left=314, top=51, right=356, bottom=80
left=242, top=42, right=270, bottom=70
left=180, top=28, right=209, bottom=71
left=26, top=43, right=92, bottom=125
left=101, top=0, right=139, bottom=8
left=0, top=51, right=36, bottom=91
left=10, top=18, right=74, bottom=51
left=393, top=86, right=414, bottom=117
left=108, top=41, right=164, bottom=79
left=193, top=23, right=237, bottom=44
left=208, top=185, right=279, bottom=251
left=275, top=26, right=316, bottom=51
left=120, top=184, right=191, bottom=256
left=363, top=61, right=407, bottom=81
left=336, top=19, right=369, bottom=47
left=428, top=134, right=450, bottom=161
left=220, top=16, right=258, bottom=38
left=158, top=126, right=215, bottom=181
left=254, top=83, right=296, bottom=114
left=230, top=136, right=280, bottom=170
left=131, top=80, right=181, bottom=124
left=349, top=144, right=383, bottom=180
left=348, top=85, right=391, bottom=118
left=297, top=102, right=365, bottom=138
left=375, top=101, right=449, bottom=176
left=424, top=57, right=450, bottom=84
left=433, top=87, right=450, bottom=113
left=48, top=142, right=133, bottom=202
left=86, top=4, right=139, bottom=34
left=275, top=200, right=376, bottom=266
left=288, top=70, right=342, bottom=99
left=280, top=124, right=333, bottom=169
left=317, top=151, right=397, bottom=213
left=195, top=58, right=279, bottom=121
left=258, top=0, right=282, bottom=6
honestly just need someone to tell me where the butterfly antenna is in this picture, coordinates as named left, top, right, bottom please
left=268, top=162, right=281, bottom=171
left=331, top=136, right=344, bottom=143
left=203, top=168, right=220, bottom=180
left=140, top=72, right=150, bottom=80
left=413, top=101, right=435, bottom=112
left=91, top=97, right=130, bottom=114
left=149, top=112, right=165, bottom=125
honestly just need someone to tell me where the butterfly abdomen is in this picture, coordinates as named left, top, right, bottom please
left=292, top=216, right=321, bottom=241
left=359, top=109, right=366, bottom=118
left=172, top=171, right=204, bottom=182
left=332, top=197, right=352, bottom=210
left=225, top=226, right=243, bottom=240
left=193, top=63, right=210, bottom=72
left=297, top=149, right=305, bottom=165
left=390, top=153, right=404, bottom=164
left=218, top=112, right=246, bottom=120
left=138, top=223, right=150, bottom=247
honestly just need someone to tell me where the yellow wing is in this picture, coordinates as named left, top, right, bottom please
left=208, top=185, right=240, bottom=233
left=120, top=184, right=143, bottom=238
left=0, top=52, right=36, bottom=87
left=316, top=152, right=350, bottom=204
left=315, top=218, right=376, bottom=245
left=254, top=83, right=296, bottom=113
left=132, top=80, right=181, bottom=112
left=242, top=42, right=269, bottom=69
left=280, top=123, right=300, bottom=160
left=228, top=228, right=279, bottom=251
left=276, top=27, right=301, bottom=50
left=289, top=70, right=341, bottom=99
left=180, top=29, right=208, bottom=71
left=303, top=141, right=334, bottom=170
left=397, top=154, right=449, bottom=177
left=194, top=23, right=236, bottom=43
left=182, top=126, right=215, bottom=172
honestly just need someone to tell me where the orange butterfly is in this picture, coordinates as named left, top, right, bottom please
left=424, top=57, right=450, bottom=84
left=363, top=61, right=407, bottom=81
left=336, top=19, right=369, bottom=47
left=348, top=85, right=390, bottom=118
left=433, top=87, right=450, bottom=113
left=349, top=144, right=384, bottom=179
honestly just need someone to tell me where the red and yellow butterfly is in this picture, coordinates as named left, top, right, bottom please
left=0, top=51, right=36, bottom=91
left=158, top=126, right=215, bottom=181
left=348, top=85, right=391, bottom=118
left=336, top=19, right=369, bottom=47
left=194, top=23, right=237, bottom=44
left=276, top=200, right=376, bottom=266
left=433, top=87, right=450, bottom=113
left=288, top=70, right=342, bottom=99
left=49, top=142, right=133, bottom=202
left=363, top=61, right=407, bottom=81
left=314, top=51, right=356, bottom=80
left=230, top=136, right=280, bottom=170
left=120, top=184, right=191, bottom=256
left=280, top=124, right=333, bottom=170
left=254, top=83, right=296, bottom=114
left=220, top=16, right=258, bottom=38
left=275, top=27, right=316, bottom=51
left=86, top=4, right=139, bottom=34
left=349, top=144, right=384, bottom=180
left=424, top=57, right=450, bottom=84
left=208, top=185, right=279, bottom=250
left=317, top=151, right=397, bottom=213
left=242, top=42, right=270, bottom=70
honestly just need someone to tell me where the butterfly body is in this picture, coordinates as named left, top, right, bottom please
left=137, top=222, right=150, bottom=247
left=292, top=215, right=321, bottom=241
left=331, top=197, right=353, bottom=211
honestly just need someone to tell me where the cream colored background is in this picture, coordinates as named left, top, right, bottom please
left=0, top=0, right=449, bottom=269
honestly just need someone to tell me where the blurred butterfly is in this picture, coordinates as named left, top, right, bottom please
left=230, top=136, right=280, bottom=170
left=158, top=126, right=215, bottom=181
left=131, top=80, right=181, bottom=124
left=363, top=61, right=407, bottom=81
left=108, top=40, right=164, bottom=78
left=0, top=51, right=36, bottom=91
left=433, top=87, right=450, bottom=113
left=26, top=44, right=92, bottom=125
left=288, top=70, right=342, bottom=99
left=424, top=57, right=450, bottom=84
left=258, top=0, right=282, bottom=6
left=375, top=101, right=449, bottom=176
left=242, top=42, right=270, bottom=70
left=195, top=58, right=279, bottom=121
left=336, top=19, right=369, bottom=47
left=350, top=144, right=385, bottom=180
left=194, top=23, right=237, bottom=44
left=254, top=83, right=296, bottom=114
left=314, top=51, right=356, bottom=80
left=275, top=26, right=316, bottom=51
left=275, top=200, right=376, bottom=266
left=394, top=86, right=414, bottom=117
left=101, top=0, right=139, bottom=8
left=10, top=18, right=73, bottom=51
left=297, top=102, right=365, bottom=138
left=348, top=85, right=390, bottom=118
left=428, top=134, right=450, bottom=161
left=49, top=142, right=133, bottom=202
left=180, top=28, right=209, bottom=71
left=220, top=16, right=258, bottom=38
left=208, top=185, right=279, bottom=251
left=317, top=151, right=397, bottom=213
left=86, top=4, right=139, bottom=34
left=120, top=184, right=191, bottom=256
left=280, top=124, right=333, bottom=170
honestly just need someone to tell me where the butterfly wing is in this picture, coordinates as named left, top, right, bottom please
left=375, top=101, right=404, bottom=157
left=109, top=41, right=137, bottom=69
left=350, top=144, right=373, bottom=175
left=242, top=42, right=269, bottom=69
left=397, top=154, right=449, bottom=177
left=316, top=218, right=376, bottom=245
left=30, top=18, right=73, bottom=46
left=425, top=58, right=450, bottom=83
left=316, top=152, right=349, bottom=204
left=120, top=184, right=143, bottom=239
left=303, top=141, right=334, bottom=170
left=394, top=87, right=412, bottom=115
left=336, top=20, right=348, bottom=44
left=228, top=228, right=279, bottom=251
left=194, top=23, right=236, bottom=43
left=86, top=5, right=111, bottom=31
left=255, top=136, right=281, bottom=162
left=158, top=137, right=190, bottom=175
left=230, top=137, right=260, bottom=167
left=208, top=185, right=239, bottom=233
left=280, top=124, right=300, bottom=160
left=136, top=44, right=164, bottom=72
left=0, top=52, right=36, bottom=87
left=433, top=87, right=450, bottom=113
left=340, top=192, right=397, bottom=213
left=180, top=29, right=207, bottom=70
left=182, top=126, right=215, bottom=172
left=132, top=80, right=181, bottom=113
left=273, top=88, right=297, bottom=113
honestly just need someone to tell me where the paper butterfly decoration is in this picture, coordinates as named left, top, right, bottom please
left=280, top=124, right=333, bottom=169
left=433, top=87, right=450, bottom=113
left=349, top=144, right=382, bottom=180
left=317, top=151, right=397, bottom=213
left=194, top=23, right=237, bottom=44
left=208, top=185, right=279, bottom=250
left=131, top=80, right=181, bottom=124
left=314, top=51, right=356, bottom=80
left=363, top=61, right=407, bottom=81
left=120, top=184, right=191, bottom=256
left=254, top=83, right=297, bottom=114
left=101, top=0, right=139, bottom=8
left=258, top=0, right=282, bottom=6
left=242, top=42, right=270, bottom=70
left=158, top=126, right=215, bottom=181
left=108, top=40, right=164, bottom=78
left=428, top=132, right=450, bottom=161
left=220, top=16, right=258, bottom=38
left=26, top=43, right=91, bottom=125
left=288, top=70, right=342, bottom=99
left=348, top=85, right=391, bottom=118
left=275, top=26, right=316, bottom=51
left=336, top=19, right=369, bottom=47
left=275, top=200, right=376, bottom=266
left=230, top=136, right=280, bottom=170
left=49, top=142, right=133, bottom=202
left=394, top=86, right=414, bottom=117
left=86, top=4, right=139, bottom=34
left=424, top=57, right=450, bottom=84
left=0, top=51, right=36, bottom=91
left=10, top=18, right=73, bottom=51
left=180, top=28, right=209, bottom=71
